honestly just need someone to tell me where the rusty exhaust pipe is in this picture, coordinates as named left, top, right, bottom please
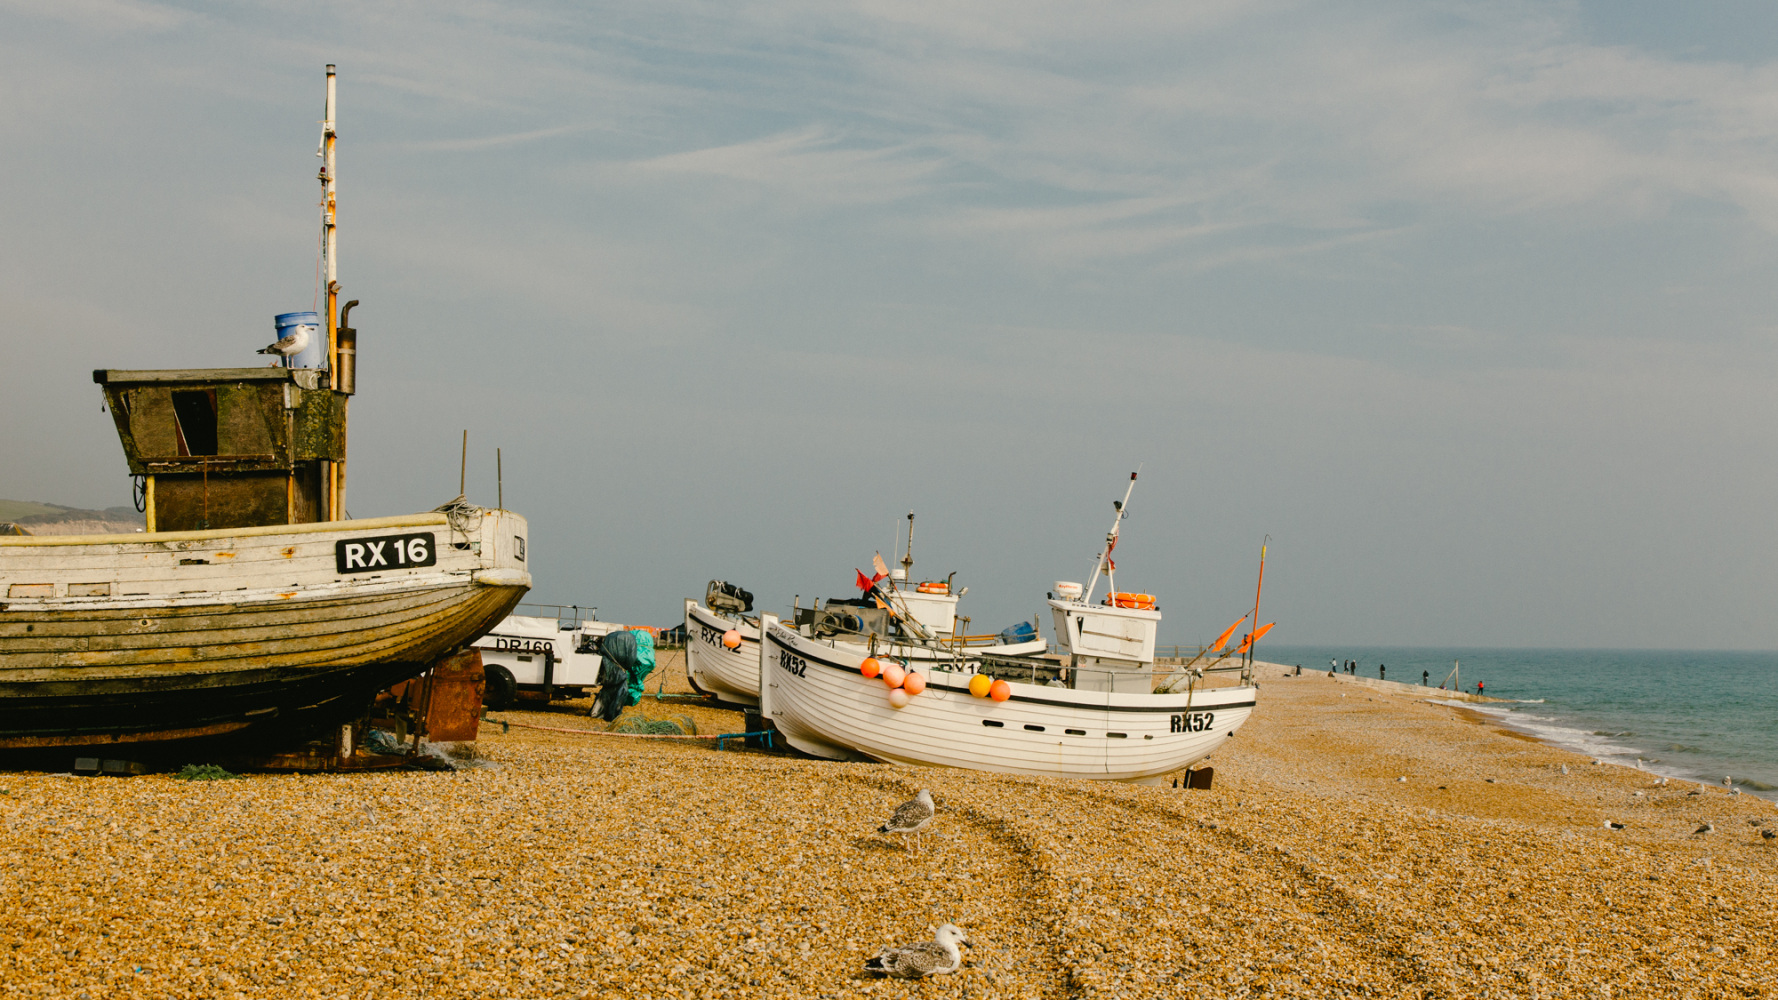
left=336, top=299, right=359, bottom=395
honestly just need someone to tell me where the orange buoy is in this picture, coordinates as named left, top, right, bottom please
left=1108, top=592, right=1157, bottom=610
left=860, top=657, right=881, bottom=679
left=882, top=663, right=906, bottom=688
left=888, top=688, right=911, bottom=709
left=968, top=674, right=993, bottom=698
left=721, top=629, right=743, bottom=649
left=903, top=671, right=927, bottom=696
left=988, top=679, right=1012, bottom=702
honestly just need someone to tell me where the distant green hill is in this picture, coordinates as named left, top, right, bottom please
left=0, top=499, right=67, bottom=522
left=0, top=499, right=144, bottom=529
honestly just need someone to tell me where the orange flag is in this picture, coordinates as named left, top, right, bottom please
left=1235, top=622, right=1275, bottom=655
left=1212, top=615, right=1247, bottom=652
left=872, top=552, right=890, bottom=577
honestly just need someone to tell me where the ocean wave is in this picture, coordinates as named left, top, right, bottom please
left=1513, top=698, right=1546, bottom=704
left=1738, top=777, right=1778, bottom=791
left=1465, top=709, right=1646, bottom=758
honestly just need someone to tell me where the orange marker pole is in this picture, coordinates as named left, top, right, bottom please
left=1245, top=538, right=1268, bottom=673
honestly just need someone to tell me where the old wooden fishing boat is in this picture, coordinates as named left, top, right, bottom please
left=0, top=505, right=528, bottom=747
left=0, top=66, right=530, bottom=751
left=756, top=474, right=1265, bottom=781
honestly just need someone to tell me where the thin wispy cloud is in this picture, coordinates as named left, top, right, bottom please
left=392, top=124, right=592, bottom=153
left=633, top=127, right=948, bottom=206
left=0, top=0, right=186, bottom=31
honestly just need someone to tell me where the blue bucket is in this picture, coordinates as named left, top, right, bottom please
left=270, top=311, right=327, bottom=370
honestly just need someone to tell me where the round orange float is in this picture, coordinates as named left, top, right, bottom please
left=902, top=672, right=927, bottom=696
left=988, top=679, right=1012, bottom=702
left=968, top=674, right=993, bottom=698
left=859, top=657, right=881, bottom=679
left=881, top=663, right=906, bottom=688
left=721, top=629, right=743, bottom=649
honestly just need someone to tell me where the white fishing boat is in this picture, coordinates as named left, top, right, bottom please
left=755, top=474, right=1264, bottom=782
left=472, top=604, right=632, bottom=708
left=685, top=516, right=1047, bottom=707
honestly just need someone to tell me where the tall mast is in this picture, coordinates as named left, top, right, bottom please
left=1244, top=537, right=1268, bottom=675
left=1083, top=471, right=1138, bottom=605
left=900, top=511, right=915, bottom=579
left=321, top=64, right=338, bottom=378
left=319, top=64, right=343, bottom=518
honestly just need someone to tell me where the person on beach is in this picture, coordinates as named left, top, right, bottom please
left=1476, top=681, right=1484, bottom=696
left=1379, top=664, right=1385, bottom=681
left=1423, top=670, right=1429, bottom=686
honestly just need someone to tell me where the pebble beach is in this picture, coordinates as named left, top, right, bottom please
left=2, top=655, right=1773, bottom=999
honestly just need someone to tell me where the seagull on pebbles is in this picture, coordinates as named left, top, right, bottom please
left=878, top=788, right=935, bottom=852
left=864, top=924, right=969, bottom=979
left=1695, top=823, right=1715, bottom=835
left=1604, top=820, right=1626, bottom=831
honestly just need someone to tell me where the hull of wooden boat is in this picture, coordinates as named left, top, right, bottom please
left=0, top=508, right=529, bottom=747
left=760, top=619, right=1255, bottom=782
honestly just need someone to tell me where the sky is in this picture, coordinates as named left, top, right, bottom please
left=4, top=0, right=1778, bottom=649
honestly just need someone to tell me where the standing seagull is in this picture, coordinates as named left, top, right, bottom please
left=878, top=788, right=935, bottom=852
left=864, top=924, right=969, bottom=979
left=256, top=323, right=312, bottom=361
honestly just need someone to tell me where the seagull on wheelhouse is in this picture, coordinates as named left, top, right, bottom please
left=257, top=323, right=312, bottom=360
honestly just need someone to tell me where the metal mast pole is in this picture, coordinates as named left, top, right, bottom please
left=1083, top=472, right=1138, bottom=606
left=319, top=64, right=343, bottom=518
left=321, top=64, right=338, bottom=381
left=901, top=511, right=915, bottom=579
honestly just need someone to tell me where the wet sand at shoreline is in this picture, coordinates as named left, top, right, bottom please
left=1, top=654, right=1772, bottom=998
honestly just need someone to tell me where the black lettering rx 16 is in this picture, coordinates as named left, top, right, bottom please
left=335, top=533, right=436, bottom=575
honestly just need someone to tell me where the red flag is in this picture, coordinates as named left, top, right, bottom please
left=1212, top=614, right=1247, bottom=652
left=856, top=569, right=873, bottom=592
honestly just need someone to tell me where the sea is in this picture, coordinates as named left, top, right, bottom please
left=1262, top=645, right=1778, bottom=802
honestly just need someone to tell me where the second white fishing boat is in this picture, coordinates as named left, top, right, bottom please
left=685, top=514, right=1046, bottom=708
left=756, top=474, right=1263, bottom=782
